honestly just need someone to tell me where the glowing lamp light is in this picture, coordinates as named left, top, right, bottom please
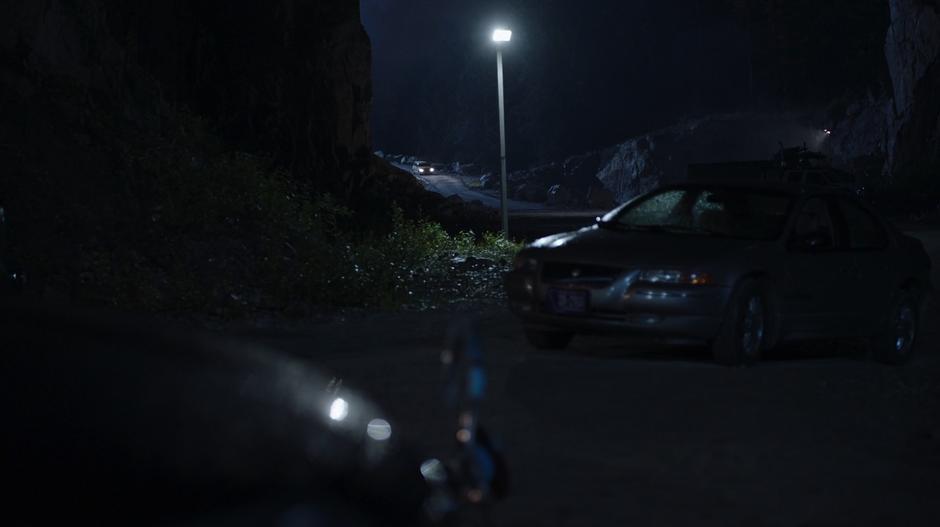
left=329, top=397, right=349, bottom=421
left=492, top=28, right=512, bottom=43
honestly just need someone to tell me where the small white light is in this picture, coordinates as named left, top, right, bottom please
left=367, top=418, right=392, bottom=441
left=429, top=167, right=435, bottom=172
left=329, top=398, right=349, bottom=421
left=824, top=129, right=832, bottom=135
left=420, top=458, right=447, bottom=482
left=492, top=28, right=512, bottom=43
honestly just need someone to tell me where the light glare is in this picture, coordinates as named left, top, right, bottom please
left=366, top=418, right=392, bottom=441
left=492, top=29, right=512, bottom=42
left=420, top=458, right=447, bottom=482
left=329, top=397, right=349, bottom=421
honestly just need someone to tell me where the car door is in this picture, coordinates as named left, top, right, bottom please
left=780, top=196, right=858, bottom=337
left=832, top=197, right=894, bottom=332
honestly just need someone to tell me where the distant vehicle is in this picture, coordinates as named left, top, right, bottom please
left=480, top=173, right=505, bottom=190
left=506, top=182, right=931, bottom=365
left=413, top=161, right=436, bottom=175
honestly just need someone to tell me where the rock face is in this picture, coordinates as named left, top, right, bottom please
left=885, top=0, right=940, bottom=180
left=510, top=114, right=825, bottom=205
left=0, top=0, right=373, bottom=185
left=0, top=1, right=444, bottom=308
left=596, top=115, right=831, bottom=203
left=827, top=97, right=891, bottom=171
left=501, top=1, right=940, bottom=205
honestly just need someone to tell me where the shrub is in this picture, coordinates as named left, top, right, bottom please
left=9, top=102, right=521, bottom=316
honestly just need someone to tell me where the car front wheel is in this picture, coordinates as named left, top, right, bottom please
left=524, top=328, right=574, bottom=350
left=712, top=280, right=767, bottom=366
left=871, top=290, right=920, bottom=365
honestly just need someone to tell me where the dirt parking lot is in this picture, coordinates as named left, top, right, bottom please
left=235, top=231, right=940, bottom=526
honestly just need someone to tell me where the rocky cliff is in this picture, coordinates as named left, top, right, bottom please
left=1, top=0, right=374, bottom=187
left=0, top=0, right=446, bottom=310
left=885, top=0, right=940, bottom=182
left=510, top=114, right=825, bottom=206
left=508, top=1, right=940, bottom=206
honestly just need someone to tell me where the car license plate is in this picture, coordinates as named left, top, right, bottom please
left=548, top=288, right=589, bottom=314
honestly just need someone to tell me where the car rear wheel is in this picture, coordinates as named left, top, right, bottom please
left=871, top=290, right=920, bottom=365
left=524, top=328, right=573, bottom=350
left=712, top=280, right=767, bottom=366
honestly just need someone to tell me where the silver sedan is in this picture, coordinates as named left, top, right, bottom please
left=505, top=182, right=931, bottom=365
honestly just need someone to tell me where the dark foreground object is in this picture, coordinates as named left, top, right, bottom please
left=1, top=305, right=507, bottom=525
left=1, top=304, right=430, bottom=525
left=507, top=182, right=932, bottom=365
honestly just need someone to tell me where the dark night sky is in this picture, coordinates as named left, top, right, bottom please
left=361, top=0, right=889, bottom=171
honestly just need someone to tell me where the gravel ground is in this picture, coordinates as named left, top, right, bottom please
left=220, top=230, right=940, bottom=526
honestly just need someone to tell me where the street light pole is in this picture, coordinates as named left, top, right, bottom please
left=492, top=28, right=512, bottom=238
left=496, top=48, right=509, bottom=237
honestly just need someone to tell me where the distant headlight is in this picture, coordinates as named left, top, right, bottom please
left=429, top=167, right=435, bottom=172
left=513, top=255, right=538, bottom=272
left=418, top=168, right=425, bottom=173
left=638, top=270, right=712, bottom=285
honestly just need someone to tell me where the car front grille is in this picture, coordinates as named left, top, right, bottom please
left=541, top=262, right=623, bottom=287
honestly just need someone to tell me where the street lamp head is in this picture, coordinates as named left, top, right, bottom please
left=492, top=28, right=512, bottom=43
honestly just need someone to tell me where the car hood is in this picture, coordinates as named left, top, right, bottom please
left=529, top=225, right=764, bottom=268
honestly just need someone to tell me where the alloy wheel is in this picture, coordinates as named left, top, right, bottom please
left=894, top=303, right=917, bottom=356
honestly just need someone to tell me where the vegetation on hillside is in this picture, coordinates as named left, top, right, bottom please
left=4, top=107, right=519, bottom=317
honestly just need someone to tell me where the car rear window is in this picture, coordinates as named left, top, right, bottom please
left=612, top=187, right=793, bottom=240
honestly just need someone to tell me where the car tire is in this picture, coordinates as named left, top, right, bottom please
left=712, top=279, right=768, bottom=366
left=524, top=328, right=573, bottom=350
left=871, top=289, right=920, bottom=365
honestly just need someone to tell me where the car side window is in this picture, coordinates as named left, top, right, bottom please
left=836, top=199, right=889, bottom=250
left=791, top=197, right=836, bottom=249
left=617, top=190, right=685, bottom=226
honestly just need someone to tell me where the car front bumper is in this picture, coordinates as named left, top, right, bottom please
left=505, top=270, right=732, bottom=340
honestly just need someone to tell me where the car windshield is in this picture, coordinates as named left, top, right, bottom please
left=607, top=187, right=793, bottom=240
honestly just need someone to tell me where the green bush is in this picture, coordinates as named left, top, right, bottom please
left=11, top=101, right=521, bottom=316
left=298, top=206, right=522, bottom=309
left=128, top=141, right=520, bottom=313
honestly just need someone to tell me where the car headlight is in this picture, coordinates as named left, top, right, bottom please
left=637, top=270, right=712, bottom=285
left=513, top=255, right=539, bottom=272
left=418, top=168, right=425, bottom=173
